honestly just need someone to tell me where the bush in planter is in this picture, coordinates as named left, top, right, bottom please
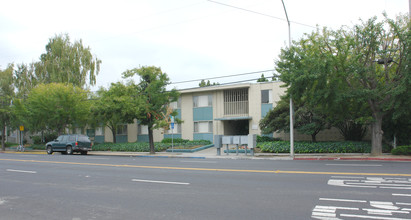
left=391, top=145, right=411, bottom=155
left=258, top=141, right=391, bottom=154
left=92, top=142, right=169, bottom=152
left=161, top=138, right=189, bottom=144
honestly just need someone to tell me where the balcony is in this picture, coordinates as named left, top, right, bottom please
left=223, top=89, right=249, bottom=117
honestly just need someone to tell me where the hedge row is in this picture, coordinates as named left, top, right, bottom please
left=161, top=138, right=211, bottom=146
left=91, top=140, right=211, bottom=152
left=391, top=145, right=411, bottom=155
left=258, top=141, right=391, bottom=154
left=92, top=142, right=169, bottom=152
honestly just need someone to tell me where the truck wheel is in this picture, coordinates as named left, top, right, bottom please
left=47, top=146, right=53, bottom=154
left=66, top=146, right=73, bottom=155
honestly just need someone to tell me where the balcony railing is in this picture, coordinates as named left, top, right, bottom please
left=224, top=101, right=249, bottom=117
left=223, top=89, right=249, bottom=117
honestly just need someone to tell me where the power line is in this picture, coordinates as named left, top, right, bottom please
left=206, top=0, right=316, bottom=29
left=170, top=69, right=275, bottom=85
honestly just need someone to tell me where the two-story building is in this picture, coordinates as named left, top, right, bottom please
left=87, top=81, right=343, bottom=143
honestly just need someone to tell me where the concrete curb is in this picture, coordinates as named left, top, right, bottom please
left=294, top=157, right=411, bottom=162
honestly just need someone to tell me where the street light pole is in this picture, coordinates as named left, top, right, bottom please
left=281, top=0, right=294, bottom=158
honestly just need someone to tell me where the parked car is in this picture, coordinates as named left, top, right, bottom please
left=46, top=134, right=92, bottom=155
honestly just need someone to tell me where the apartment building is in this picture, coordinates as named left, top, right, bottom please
left=88, top=81, right=343, bottom=143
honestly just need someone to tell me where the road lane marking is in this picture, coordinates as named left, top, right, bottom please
left=312, top=198, right=411, bottom=220
left=326, top=164, right=382, bottom=167
left=340, top=213, right=410, bottom=219
left=6, top=169, right=37, bottom=174
left=1, top=158, right=411, bottom=176
left=328, top=177, right=411, bottom=189
left=320, top=198, right=366, bottom=203
left=132, top=179, right=190, bottom=185
left=393, top=194, right=411, bottom=197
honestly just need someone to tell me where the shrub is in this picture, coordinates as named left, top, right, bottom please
left=44, top=132, right=58, bottom=143
left=185, top=140, right=212, bottom=146
left=161, top=138, right=189, bottom=144
left=92, top=140, right=212, bottom=152
left=258, top=141, right=391, bottom=154
left=391, top=145, right=411, bottom=155
left=31, top=136, right=42, bottom=144
left=257, top=135, right=281, bottom=142
left=31, top=144, right=45, bottom=150
left=92, top=142, right=169, bottom=152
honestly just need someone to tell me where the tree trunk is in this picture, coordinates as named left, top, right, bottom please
left=148, top=125, right=155, bottom=154
left=371, top=113, right=383, bottom=156
left=1, top=123, right=6, bottom=151
left=112, top=129, right=117, bottom=143
left=311, top=134, right=317, bottom=143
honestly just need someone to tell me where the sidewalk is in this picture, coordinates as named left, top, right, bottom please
left=2, top=147, right=411, bottom=161
left=88, top=147, right=411, bottom=161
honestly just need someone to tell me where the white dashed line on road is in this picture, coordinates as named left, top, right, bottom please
left=132, top=179, right=190, bottom=185
left=6, top=169, right=37, bottom=174
left=393, top=194, right=411, bottom=197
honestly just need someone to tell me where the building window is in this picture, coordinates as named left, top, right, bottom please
left=117, top=124, right=127, bottom=135
left=193, top=95, right=212, bottom=108
left=261, top=90, right=272, bottom=104
left=169, top=97, right=181, bottom=109
left=95, top=127, right=103, bottom=136
left=194, top=121, right=213, bottom=133
left=138, top=124, right=149, bottom=135
left=167, top=124, right=181, bottom=134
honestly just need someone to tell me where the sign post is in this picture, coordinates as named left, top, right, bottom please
left=19, top=126, right=24, bottom=147
left=170, top=116, right=174, bottom=152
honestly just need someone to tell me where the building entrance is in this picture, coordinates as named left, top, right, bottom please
left=223, top=120, right=249, bottom=135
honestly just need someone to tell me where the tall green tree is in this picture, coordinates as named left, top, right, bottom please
left=90, top=82, right=141, bottom=143
left=257, top=74, right=269, bottom=82
left=13, top=63, right=37, bottom=99
left=16, top=83, right=90, bottom=135
left=199, top=80, right=219, bottom=87
left=277, top=14, right=409, bottom=155
left=259, top=97, right=329, bottom=142
left=122, top=66, right=179, bottom=154
left=35, top=33, right=101, bottom=88
left=0, top=64, right=15, bottom=151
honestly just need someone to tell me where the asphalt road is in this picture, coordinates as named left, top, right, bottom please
left=1, top=153, right=410, bottom=220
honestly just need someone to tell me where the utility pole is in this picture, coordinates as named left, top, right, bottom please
left=281, top=0, right=294, bottom=159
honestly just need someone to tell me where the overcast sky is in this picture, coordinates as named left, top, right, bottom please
left=0, top=0, right=408, bottom=90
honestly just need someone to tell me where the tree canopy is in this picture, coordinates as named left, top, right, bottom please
left=0, top=64, right=15, bottom=150
left=14, top=34, right=101, bottom=95
left=122, top=66, right=179, bottom=154
left=259, top=97, right=330, bottom=142
left=199, top=80, right=219, bottom=87
left=276, top=14, right=410, bottom=155
left=14, top=83, right=91, bottom=135
left=90, top=82, right=141, bottom=143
